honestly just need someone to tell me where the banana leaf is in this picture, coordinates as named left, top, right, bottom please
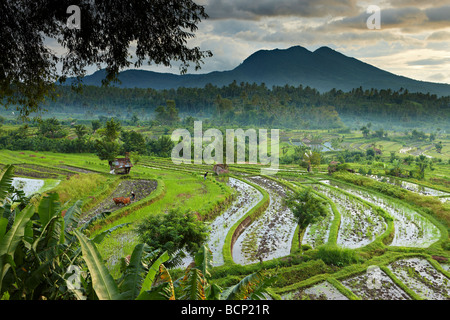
left=118, top=243, right=149, bottom=300
left=0, top=165, right=14, bottom=204
left=137, top=250, right=170, bottom=299
left=0, top=205, right=35, bottom=289
left=194, top=245, right=213, bottom=279
left=220, top=271, right=275, bottom=300
left=0, top=218, right=7, bottom=243
left=38, top=193, right=60, bottom=228
left=74, top=229, right=120, bottom=300
left=180, top=266, right=206, bottom=300
left=63, top=200, right=82, bottom=232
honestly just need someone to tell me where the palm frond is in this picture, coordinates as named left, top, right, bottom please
left=91, top=223, right=130, bottom=244
left=221, top=271, right=275, bottom=300
left=194, top=245, right=213, bottom=279
left=180, top=265, right=207, bottom=300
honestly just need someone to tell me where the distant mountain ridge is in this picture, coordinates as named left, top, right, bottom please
left=67, top=45, right=450, bottom=96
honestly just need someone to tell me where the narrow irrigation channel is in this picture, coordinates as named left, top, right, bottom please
left=232, top=176, right=297, bottom=265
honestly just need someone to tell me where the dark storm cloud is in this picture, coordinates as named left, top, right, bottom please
left=425, top=6, right=450, bottom=22
left=327, top=6, right=425, bottom=30
left=388, top=0, right=450, bottom=8
left=204, top=0, right=360, bottom=20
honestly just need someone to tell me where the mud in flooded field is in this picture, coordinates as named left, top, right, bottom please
left=282, top=281, right=349, bottom=300
left=388, top=258, right=450, bottom=300
left=232, top=176, right=297, bottom=265
left=315, top=184, right=386, bottom=249
left=321, top=180, right=441, bottom=248
left=79, top=179, right=157, bottom=225
left=178, top=177, right=263, bottom=268
left=208, top=177, right=262, bottom=266
left=342, top=269, right=411, bottom=300
left=303, top=203, right=334, bottom=248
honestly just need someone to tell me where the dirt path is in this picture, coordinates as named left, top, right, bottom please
left=79, top=179, right=157, bottom=225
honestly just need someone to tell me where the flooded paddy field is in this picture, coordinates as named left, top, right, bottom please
left=282, top=281, right=349, bottom=300
left=321, top=180, right=440, bottom=248
left=207, top=177, right=263, bottom=266
left=232, top=176, right=297, bottom=265
left=314, top=183, right=386, bottom=248
left=388, top=258, right=450, bottom=300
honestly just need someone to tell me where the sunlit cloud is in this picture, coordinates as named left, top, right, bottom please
left=44, top=0, right=450, bottom=84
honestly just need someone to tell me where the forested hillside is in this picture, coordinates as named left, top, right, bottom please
left=41, top=82, right=450, bottom=130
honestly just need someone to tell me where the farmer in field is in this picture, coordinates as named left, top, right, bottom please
left=131, top=192, right=135, bottom=201
left=204, top=172, right=208, bottom=180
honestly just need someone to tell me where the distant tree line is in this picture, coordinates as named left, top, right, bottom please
left=38, top=82, right=450, bottom=130
left=0, top=117, right=174, bottom=158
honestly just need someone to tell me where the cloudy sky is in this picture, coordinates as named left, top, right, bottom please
left=132, top=0, right=449, bottom=85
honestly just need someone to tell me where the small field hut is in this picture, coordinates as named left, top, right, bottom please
left=109, top=153, right=133, bottom=174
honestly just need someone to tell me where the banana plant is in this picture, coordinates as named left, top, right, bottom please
left=177, top=245, right=276, bottom=301
left=0, top=165, right=277, bottom=300
left=74, top=228, right=172, bottom=300
left=179, top=244, right=221, bottom=300
left=73, top=238, right=276, bottom=301
left=220, top=271, right=276, bottom=300
left=0, top=165, right=129, bottom=299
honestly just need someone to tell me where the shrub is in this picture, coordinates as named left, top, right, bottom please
left=315, top=245, right=361, bottom=267
left=135, top=207, right=209, bottom=267
left=273, top=259, right=332, bottom=288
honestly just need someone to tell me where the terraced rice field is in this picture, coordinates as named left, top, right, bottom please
left=341, top=267, right=411, bottom=300
left=207, top=177, right=263, bottom=266
left=314, top=184, right=386, bottom=248
left=388, top=258, right=450, bottom=300
left=282, top=258, right=450, bottom=300
left=232, top=176, right=297, bottom=265
left=368, top=175, right=450, bottom=199
left=302, top=203, right=334, bottom=248
left=12, top=177, right=45, bottom=197
left=11, top=177, right=60, bottom=198
left=282, top=281, right=349, bottom=300
left=78, top=179, right=158, bottom=226
left=321, top=180, right=441, bottom=248
left=4, top=149, right=449, bottom=301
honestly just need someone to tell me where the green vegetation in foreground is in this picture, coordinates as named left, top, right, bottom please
left=0, top=129, right=449, bottom=300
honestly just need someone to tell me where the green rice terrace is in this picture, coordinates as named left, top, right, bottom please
left=1, top=143, right=449, bottom=301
